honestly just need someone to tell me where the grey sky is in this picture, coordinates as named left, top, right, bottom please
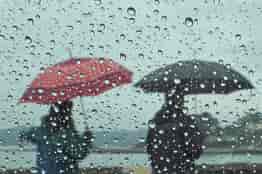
left=0, top=0, right=261, bottom=130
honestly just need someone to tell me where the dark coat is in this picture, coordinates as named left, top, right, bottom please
left=146, top=106, right=205, bottom=174
left=20, top=114, right=93, bottom=174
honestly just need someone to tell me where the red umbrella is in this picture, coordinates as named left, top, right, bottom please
left=20, top=58, right=132, bottom=104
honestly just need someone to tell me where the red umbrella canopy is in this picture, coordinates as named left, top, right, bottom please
left=20, top=58, right=133, bottom=104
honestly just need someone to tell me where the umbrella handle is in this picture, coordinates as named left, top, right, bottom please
left=80, top=97, right=88, bottom=125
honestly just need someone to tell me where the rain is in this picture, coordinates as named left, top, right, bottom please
left=0, top=0, right=261, bottom=174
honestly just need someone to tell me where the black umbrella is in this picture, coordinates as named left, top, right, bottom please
left=135, top=60, right=254, bottom=94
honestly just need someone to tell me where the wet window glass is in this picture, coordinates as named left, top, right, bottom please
left=0, top=0, right=261, bottom=174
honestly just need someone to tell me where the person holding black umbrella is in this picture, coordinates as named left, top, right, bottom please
left=146, top=89, right=204, bottom=174
left=136, top=60, right=254, bottom=174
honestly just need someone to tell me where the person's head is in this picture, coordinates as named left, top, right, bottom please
left=44, top=100, right=75, bottom=130
left=54, top=100, right=73, bottom=115
left=165, top=88, right=185, bottom=110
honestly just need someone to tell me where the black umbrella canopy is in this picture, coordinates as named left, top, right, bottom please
left=135, top=60, right=254, bottom=94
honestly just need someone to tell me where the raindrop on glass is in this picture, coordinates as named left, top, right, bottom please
left=138, top=53, right=144, bottom=59
left=153, top=9, right=159, bottom=15
left=154, top=0, right=160, bottom=5
left=129, top=17, right=136, bottom=24
left=104, top=80, right=110, bottom=85
left=120, top=33, right=126, bottom=40
left=51, top=92, right=57, bottom=96
left=94, top=0, right=102, bottom=5
left=235, top=34, right=242, bottom=40
left=184, top=17, right=194, bottom=27
left=27, top=18, right=34, bottom=25
left=127, top=7, right=136, bottom=17
left=158, top=129, right=164, bottom=134
left=25, top=36, right=32, bottom=44
left=35, top=14, right=40, bottom=19
left=37, top=89, right=44, bottom=94
left=98, top=24, right=106, bottom=32
left=200, top=83, right=205, bottom=88
left=161, top=16, right=167, bottom=22
left=120, top=53, right=127, bottom=60
left=174, top=78, right=181, bottom=84
left=149, top=120, right=156, bottom=129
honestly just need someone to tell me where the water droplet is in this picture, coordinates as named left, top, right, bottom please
left=220, top=82, right=226, bottom=87
left=248, top=69, right=255, bottom=76
left=51, top=92, right=57, bottom=96
left=113, top=137, right=119, bottom=143
left=104, top=80, right=110, bottom=85
left=66, top=25, right=74, bottom=30
left=200, top=83, right=205, bottom=88
left=50, top=40, right=56, bottom=48
left=120, top=33, right=126, bottom=40
left=161, top=16, right=167, bottom=22
left=25, top=36, right=32, bottom=44
left=218, top=59, right=224, bottom=64
left=235, top=34, right=242, bottom=40
left=174, top=78, right=181, bottom=84
left=35, top=14, right=40, bottom=19
left=94, top=0, right=102, bottom=5
left=194, top=18, right=199, bottom=25
left=154, top=0, right=160, bottom=5
left=127, top=7, right=136, bottom=16
left=60, top=91, right=65, bottom=96
left=184, top=17, right=194, bottom=27
left=158, top=129, right=164, bottom=134
left=91, top=109, right=98, bottom=113
left=138, top=53, right=144, bottom=59
left=129, top=17, right=136, bottom=24
left=157, top=49, right=163, bottom=56
left=149, top=121, right=156, bottom=129
left=0, top=34, right=6, bottom=40
left=37, top=89, right=44, bottom=94
left=153, top=9, right=159, bottom=15
left=154, top=25, right=160, bottom=32
left=30, top=168, right=38, bottom=174
left=27, top=18, right=34, bottom=25
left=98, top=24, right=105, bottom=32
left=239, top=44, right=247, bottom=50
left=82, top=12, right=92, bottom=18
left=120, top=53, right=127, bottom=60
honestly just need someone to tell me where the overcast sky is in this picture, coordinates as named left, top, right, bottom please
left=0, top=0, right=261, bottom=130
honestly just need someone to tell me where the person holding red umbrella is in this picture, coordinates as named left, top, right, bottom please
left=20, top=100, right=93, bottom=174
left=19, top=57, right=133, bottom=174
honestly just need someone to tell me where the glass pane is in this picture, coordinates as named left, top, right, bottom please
left=0, top=0, right=261, bottom=173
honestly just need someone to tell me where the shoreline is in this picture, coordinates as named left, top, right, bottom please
left=1, top=164, right=262, bottom=174
left=2, top=147, right=262, bottom=154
